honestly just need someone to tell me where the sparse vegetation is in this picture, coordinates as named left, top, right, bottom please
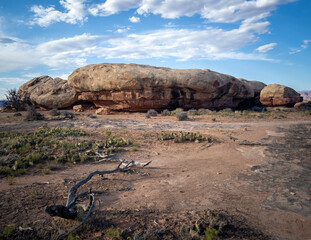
left=171, top=108, right=184, bottom=116
left=0, top=128, right=132, bottom=176
left=49, top=108, right=60, bottom=116
left=42, top=168, right=51, bottom=174
left=131, top=141, right=139, bottom=151
left=2, top=225, right=15, bottom=238
left=105, top=227, right=124, bottom=239
left=176, top=111, right=188, bottom=121
left=146, top=109, right=158, bottom=117
left=4, top=88, right=23, bottom=111
left=28, top=190, right=37, bottom=199
left=159, top=131, right=212, bottom=143
left=24, top=105, right=44, bottom=121
left=203, top=228, right=219, bottom=240
left=161, top=109, right=170, bottom=116
left=7, top=175, right=14, bottom=185
left=188, top=109, right=199, bottom=115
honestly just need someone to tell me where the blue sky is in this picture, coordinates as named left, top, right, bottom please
left=0, top=0, right=310, bottom=99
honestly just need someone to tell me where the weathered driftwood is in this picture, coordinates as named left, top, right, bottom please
left=45, top=157, right=151, bottom=239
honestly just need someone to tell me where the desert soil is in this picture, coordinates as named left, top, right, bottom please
left=0, top=111, right=310, bottom=239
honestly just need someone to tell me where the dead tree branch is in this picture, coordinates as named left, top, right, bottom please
left=45, top=157, right=151, bottom=239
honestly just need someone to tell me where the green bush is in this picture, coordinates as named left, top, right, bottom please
left=203, top=228, right=219, bottom=240
left=24, top=105, right=44, bottom=121
left=49, top=108, right=60, bottom=116
left=146, top=109, right=158, bottom=117
left=3, top=225, right=15, bottom=237
left=176, top=111, right=188, bottom=121
left=161, top=109, right=170, bottom=116
left=4, top=88, right=23, bottom=111
left=188, top=109, right=199, bottom=115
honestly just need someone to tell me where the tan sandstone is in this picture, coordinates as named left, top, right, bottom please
left=68, top=63, right=265, bottom=111
left=260, top=84, right=302, bottom=107
left=19, top=76, right=78, bottom=109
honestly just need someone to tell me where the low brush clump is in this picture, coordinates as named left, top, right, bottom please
left=0, top=128, right=132, bottom=176
left=176, top=111, right=188, bottom=121
left=24, top=105, right=44, bottom=121
left=158, top=131, right=213, bottom=143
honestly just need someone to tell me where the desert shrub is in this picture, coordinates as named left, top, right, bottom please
left=145, top=112, right=151, bottom=118
left=198, top=108, right=207, bottom=115
left=159, top=131, right=212, bottom=143
left=61, top=111, right=74, bottom=119
left=13, top=112, right=22, bottom=117
left=171, top=108, right=184, bottom=116
left=146, top=109, right=158, bottom=117
left=176, top=111, right=188, bottom=121
left=4, top=88, right=23, bottom=111
left=7, top=175, right=15, bottom=185
left=131, top=142, right=139, bottom=151
left=221, top=108, right=233, bottom=113
left=42, top=168, right=51, bottom=174
left=87, top=113, right=96, bottom=118
left=188, top=109, right=198, bottom=115
left=203, top=228, right=219, bottom=240
left=161, top=109, right=170, bottom=116
left=49, top=108, right=60, bottom=116
left=24, top=105, right=44, bottom=121
left=105, top=227, right=123, bottom=239
left=3, top=225, right=15, bottom=237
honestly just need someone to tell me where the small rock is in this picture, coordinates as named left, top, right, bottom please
left=96, top=107, right=111, bottom=115
left=73, top=104, right=84, bottom=112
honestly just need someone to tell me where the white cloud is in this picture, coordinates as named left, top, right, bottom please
left=290, top=40, right=311, bottom=54
left=0, top=77, right=28, bottom=85
left=58, top=73, right=70, bottom=80
left=256, top=43, right=277, bottom=52
left=129, top=16, right=140, bottom=23
left=0, top=20, right=274, bottom=73
left=0, top=38, right=38, bottom=72
left=89, top=0, right=139, bottom=16
left=116, top=27, right=131, bottom=33
left=30, top=0, right=87, bottom=27
left=30, top=0, right=297, bottom=27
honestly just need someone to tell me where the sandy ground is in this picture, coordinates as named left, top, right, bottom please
left=0, top=110, right=310, bottom=239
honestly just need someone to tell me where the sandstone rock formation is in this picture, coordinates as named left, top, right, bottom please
left=260, top=84, right=302, bottom=107
left=19, top=76, right=78, bottom=109
left=294, top=102, right=311, bottom=110
left=68, top=63, right=265, bottom=111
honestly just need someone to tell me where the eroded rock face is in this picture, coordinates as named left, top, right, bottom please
left=260, top=84, right=302, bottom=107
left=19, top=76, right=78, bottom=109
left=68, top=63, right=263, bottom=111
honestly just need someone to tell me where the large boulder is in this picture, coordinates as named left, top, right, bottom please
left=260, top=84, right=302, bottom=107
left=19, top=76, right=78, bottom=109
left=68, top=63, right=263, bottom=111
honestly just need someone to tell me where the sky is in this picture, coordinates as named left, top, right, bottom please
left=0, top=0, right=310, bottom=100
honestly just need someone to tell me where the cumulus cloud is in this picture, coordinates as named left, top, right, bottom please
left=30, top=0, right=87, bottom=27
left=30, top=0, right=297, bottom=26
left=290, top=40, right=311, bottom=54
left=129, top=16, right=140, bottom=23
left=256, top=43, right=277, bottom=52
left=0, top=20, right=274, bottom=73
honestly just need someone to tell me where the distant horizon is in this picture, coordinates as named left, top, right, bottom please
left=0, top=0, right=310, bottom=99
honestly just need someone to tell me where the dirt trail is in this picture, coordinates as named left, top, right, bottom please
left=0, top=115, right=310, bottom=239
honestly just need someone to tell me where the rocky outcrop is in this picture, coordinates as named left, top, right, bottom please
left=18, top=76, right=78, bottom=109
left=68, top=63, right=264, bottom=111
left=299, top=91, right=311, bottom=101
left=260, top=84, right=302, bottom=107
left=294, top=102, right=311, bottom=110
